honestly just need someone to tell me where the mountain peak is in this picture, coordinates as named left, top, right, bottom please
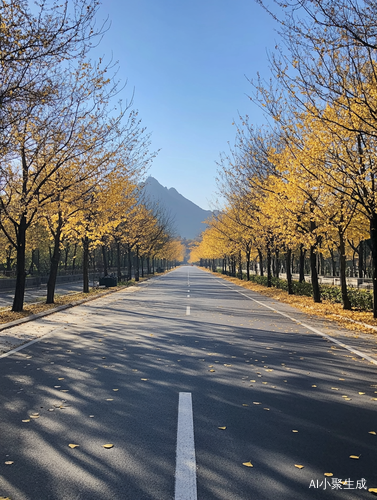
left=143, top=177, right=211, bottom=239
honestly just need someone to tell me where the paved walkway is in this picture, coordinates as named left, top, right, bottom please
left=0, top=282, right=86, bottom=308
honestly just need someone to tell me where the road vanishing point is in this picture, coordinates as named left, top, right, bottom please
left=1, top=266, right=377, bottom=499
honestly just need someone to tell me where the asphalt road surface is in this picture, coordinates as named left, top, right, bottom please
left=0, top=266, right=377, bottom=499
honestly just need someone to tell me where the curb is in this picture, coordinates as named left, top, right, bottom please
left=0, top=275, right=160, bottom=333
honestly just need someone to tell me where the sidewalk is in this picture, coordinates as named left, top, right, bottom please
left=0, top=282, right=86, bottom=309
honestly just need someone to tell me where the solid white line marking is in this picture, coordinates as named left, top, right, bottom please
left=175, top=392, right=197, bottom=500
left=186, top=306, right=190, bottom=315
left=217, top=279, right=377, bottom=366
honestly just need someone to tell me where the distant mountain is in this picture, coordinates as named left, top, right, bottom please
left=143, top=177, right=212, bottom=239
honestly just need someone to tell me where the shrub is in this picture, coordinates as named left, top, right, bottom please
left=245, top=274, right=373, bottom=311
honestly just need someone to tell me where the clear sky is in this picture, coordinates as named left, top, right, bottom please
left=93, top=0, right=279, bottom=210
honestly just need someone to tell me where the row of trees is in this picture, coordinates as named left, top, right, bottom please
left=0, top=0, right=183, bottom=311
left=191, top=0, right=377, bottom=316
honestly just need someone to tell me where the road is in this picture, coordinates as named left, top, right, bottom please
left=0, top=266, right=376, bottom=499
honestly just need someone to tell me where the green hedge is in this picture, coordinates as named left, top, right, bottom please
left=238, top=273, right=373, bottom=311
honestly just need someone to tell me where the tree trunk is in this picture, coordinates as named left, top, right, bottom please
left=299, top=244, right=306, bottom=283
left=310, top=245, right=321, bottom=303
left=338, top=232, right=351, bottom=310
left=246, top=249, right=250, bottom=281
left=370, top=215, right=377, bottom=318
left=12, top=215, right=27, bottom=312
left=286, top=248, right=293, bottom=295
left=116, top=241, right=121, bottom=281
left=238, top=251, right=242, bottom=279
left=267, top=243, right=272, bottom=287
left=127, top=246, right=132, bottom=280
left=258, top=249, right=264, bottom=276
left=275, top=248, right=280, bottom=278
left=83, top=237, right=90, bottom=293
left=64, top=244, right=70, bottom=272
left=141, top=257, right=144, bottom=277
left=28, top=248, right=35, bottom=275
left=135, top=247, right=140, bottom=282
left=102, top=245, right=108, bottom=276
left=329, top=248, right=336, bottom=277
left=72, top=243, right=77, bottom=273
left=358, top=240, right=364, bottom=278
left=46, top=226, right=62, bottom=304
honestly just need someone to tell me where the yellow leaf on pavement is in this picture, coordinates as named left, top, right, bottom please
left=349, top=455, right=360, bottom=459
left=295, top=465, right=304, bottom=469
left=368, top=488, right=377, bottom=494
left=369, top=431, right=376, bottom=435
left=218, top=427, right=226, bottom=430
left=324, top=473, right=333, bottom=477
left=22, top=419, right=30, bottom=423
left=103, top=444, right=114, bottom=449
left=68, top=444, right=79, bottom=449
left=242, top=462, right=253, bottom=467
left=4, top=461, right=14, bottom=465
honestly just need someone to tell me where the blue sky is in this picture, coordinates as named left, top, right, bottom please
left=93, top=0, right=279, bottom=210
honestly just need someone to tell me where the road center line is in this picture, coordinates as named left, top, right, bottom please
left=217, top=278, right=377, bottom=366
left=186, top=306, right=190, bottom=315
left=175, top=392, right=197, bottom=500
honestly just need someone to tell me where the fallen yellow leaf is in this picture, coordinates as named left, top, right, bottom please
left=141, top=378, right=148, bottom=381
left=68, top=444, right=79, bottom=449
left=209, top=370, right=215, bottom=372
left=103, top=444, right=114, bottom=449
left=292, top=430, right=298, bottom=433
left=369, top=431, right=376, bottom=435
left=4, top=461, right=14, bottom=465
left=324, top=473, right=333, bottom=477
left=242, top=404, right=249, bottom=407
left=113, top=389, right=119, bottom=392
left=295, top=465, right=304, bottom=469
left=253, top=402, right=261, bottom=405
left=22, top=419, right=30, bottom=423
left=368, top=488, right=377, bottom=494
left=218, top=426, right=226, bottom=430
left=242, top=461, right=253, bottom=467
left=359, top=392, right=366, bottom=395
left=349, top=455, right=360, bottom=459
left=312, top=385, right=317, bottom=388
